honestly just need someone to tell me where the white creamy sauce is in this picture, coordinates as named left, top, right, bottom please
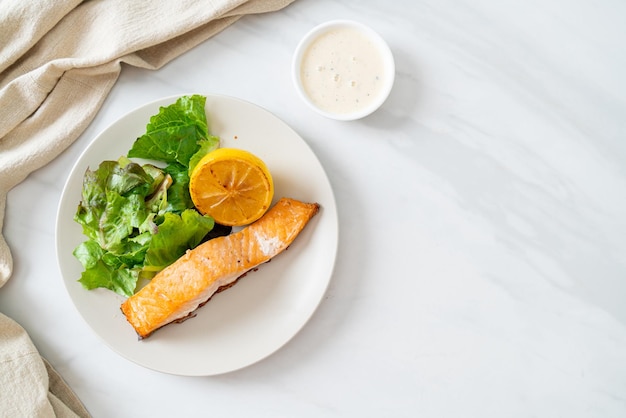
left=300, top=27, right=386, bottom=114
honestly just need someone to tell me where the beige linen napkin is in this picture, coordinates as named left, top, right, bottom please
left=0, top=0, right=295, bottom=287
left=0, top=1, right=294, bottom=416
left=0, top=313, right=90, bottom=417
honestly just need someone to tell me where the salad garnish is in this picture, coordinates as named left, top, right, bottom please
left=72, top=95, right=224, bottom=297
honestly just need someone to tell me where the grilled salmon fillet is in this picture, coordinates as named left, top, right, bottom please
left=121, top=197, right=320, bottom=339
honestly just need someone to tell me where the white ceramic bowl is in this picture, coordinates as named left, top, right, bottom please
left=292, top=20, right=395, bottom=121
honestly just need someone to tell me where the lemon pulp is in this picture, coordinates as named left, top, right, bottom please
left=189, top=148, right=274, bottom=226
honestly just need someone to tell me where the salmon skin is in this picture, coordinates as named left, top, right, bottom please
left=121, top=197, right=320, bottom=339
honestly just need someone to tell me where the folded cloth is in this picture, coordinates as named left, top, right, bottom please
left=0, top=313, right=90, bottom=417
left=0, top=0, right=295, bottom=288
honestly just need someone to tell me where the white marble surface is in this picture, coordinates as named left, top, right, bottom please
left=2, top=0, right=626, bottom=416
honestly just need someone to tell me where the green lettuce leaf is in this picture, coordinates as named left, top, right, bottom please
left=146, top=94, right=209, bottom=138
left=143, top=209, right=214, bottom=274
left=127, top=95, right=213, bottom=166
left=73, top=95, right=222, bottom=297
left=74, top=159, right=157, bottom=250
left=73, top=158, right=168, bottom=296
left=73, top=239, right=144, bottom=296
left=188, top=134, right=220, bottom=173
left=73, top=240, right=103, bottom=270
left=162, top=163, right=192, bottom=213
left=78, top=260, right=139, bottom=297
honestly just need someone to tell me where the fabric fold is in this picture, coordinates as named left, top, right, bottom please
left=0, top=313, right=90, bottom=417
left=1, top=1, right=295, bottom=413
left=0, top=0, right=83, bottom=74
left=0, top=0, right=295, bottom=288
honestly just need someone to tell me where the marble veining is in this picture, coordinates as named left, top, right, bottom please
left=1, top=0, right=625, bottom=416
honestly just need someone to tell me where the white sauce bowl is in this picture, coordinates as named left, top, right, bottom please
left=292, top=20, right=395, bottom=121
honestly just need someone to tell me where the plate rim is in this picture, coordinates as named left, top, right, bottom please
left=55, top=93, right=338, bottom=376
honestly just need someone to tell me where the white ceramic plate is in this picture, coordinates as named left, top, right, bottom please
left=56, top=94, right=338, bottom=376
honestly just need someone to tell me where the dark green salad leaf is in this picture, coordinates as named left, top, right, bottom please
left=73, top=94, right=223, bottom=297
left=143, top=209, right=215, bottom=273
left=127, top=94, right=219, bottom=168
left=162, top=163, right=193, bottom=213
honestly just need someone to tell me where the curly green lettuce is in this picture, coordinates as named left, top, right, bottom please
left=72, top=95, right=222, bottom=297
